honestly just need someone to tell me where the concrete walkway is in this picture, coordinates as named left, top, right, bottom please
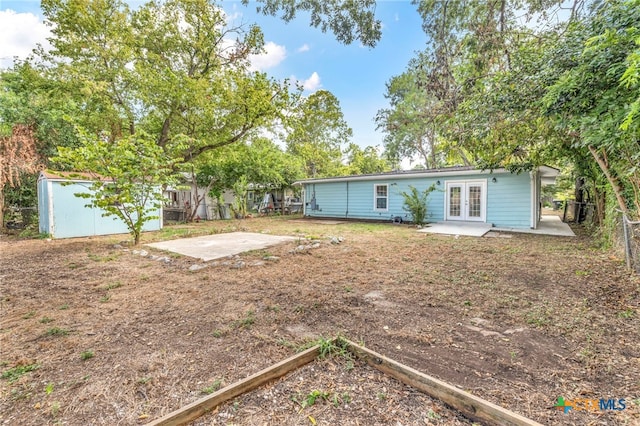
left=493, top=215, right=575, bottom=237
left=418, top=215, right=575, bottom=237
left=146, top=232, right=297, bottom=261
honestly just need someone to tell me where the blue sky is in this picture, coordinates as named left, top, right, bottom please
left=0, top=0, right=427, bottom=153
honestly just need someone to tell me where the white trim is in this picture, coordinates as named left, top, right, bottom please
left=373, top=184, right=389, bottom=211
left=296, top=168, right=505, bottom=185
left=444, top=179, right=487, bottom=222
left=47, top=180, right=54, bottom=236
left=530, top=171, right=537, bottom=229
left=302, top=188, right=307, bottom=216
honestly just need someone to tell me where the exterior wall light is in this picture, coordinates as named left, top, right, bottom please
left=492, top=177, right=497, bottom=183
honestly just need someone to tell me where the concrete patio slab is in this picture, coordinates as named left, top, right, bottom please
left=493, top=215, right=575, bottom=237
left=417, top=215, right=575, bottom=238
left=417, top=222, right=493, bottom=237
left=146, top=232, right=297, bottom=261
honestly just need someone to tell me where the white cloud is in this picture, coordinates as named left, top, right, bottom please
left=302, top=72, right=321, bottom=92
left=222, top=3, right=242, bottom=23
left=394, top=13, right=400, bottom=22
left=0, top=10, right=52, bottom=69
left=297, top=43, right=310, bottom=53
left=249, top=41, right=287, bottom=71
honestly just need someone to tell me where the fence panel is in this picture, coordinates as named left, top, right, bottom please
left=622, top=215, right=640, bottom=273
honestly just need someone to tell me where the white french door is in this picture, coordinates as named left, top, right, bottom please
left=445, top=180, right=487, bottom=222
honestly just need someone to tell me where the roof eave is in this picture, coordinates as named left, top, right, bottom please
left=293, top=167, right=511, bottom=185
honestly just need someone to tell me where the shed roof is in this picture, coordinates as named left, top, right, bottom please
left=39, top=170, right=112, bottom=182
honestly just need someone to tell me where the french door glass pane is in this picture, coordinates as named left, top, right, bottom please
left=449, top=187, right=461, bottom=216
left=468, top=185, right=481, bottom=218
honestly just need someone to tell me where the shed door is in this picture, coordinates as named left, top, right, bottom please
left=445, top=180, right=486, bottom=222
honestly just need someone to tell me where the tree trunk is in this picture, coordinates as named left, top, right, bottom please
left=574, top=177, right=585, bottom=222
left=588, top=145, right=629, bottom=215
left=0, top=185, right=4, bottom=229
left=593, top=186, right=605, bottom=226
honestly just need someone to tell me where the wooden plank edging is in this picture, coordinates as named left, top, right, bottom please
left=146, top=345, right=321, bottom=426
left=343, top=339, right=543, bottom=426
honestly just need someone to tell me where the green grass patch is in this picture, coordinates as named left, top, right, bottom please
left=45, top=327, right=69, bottom=337
left=201, top=379, right=223, bottom=395
left=80, top=351, right=94, bottom=361
left=87, top=252, right=119, bottom=262
left=102, top=281, right=122, bottom=291
left=233, top=310, right=255, bottom=329
left=618, top=308, right=635, bottom=319
left=45, top=383, right=54, bottom=395
left=1, top=363, right=39, bottom=383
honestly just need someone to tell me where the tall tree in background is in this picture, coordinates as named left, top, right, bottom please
left=0, top=125, right=42, bottom=228
left=542, top=0, right=640, bottom=217
left=286, top=90, right=352, bottom=178
left=341, top=143, right=391, bottom=175
left=0, top=65, right=80, bottom=214
left=376, top=64, right=471, bottom=169
left=37, top=0, right=294, bottom=165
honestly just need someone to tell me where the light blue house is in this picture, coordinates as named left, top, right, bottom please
left=294, top=166, right=559, bottom=229
left=37, top=171, right=163, bottom=239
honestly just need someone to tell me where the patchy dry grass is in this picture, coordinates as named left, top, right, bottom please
left=1, top=215, right=638, bottom=425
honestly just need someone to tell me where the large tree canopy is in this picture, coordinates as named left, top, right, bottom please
left=36, top=0, right=296, bottom=170
left=243, top=0, right=382, bottom=48
left=542, top=0, right=640, bottom=215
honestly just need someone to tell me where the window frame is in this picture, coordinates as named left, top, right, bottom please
left=373, top=184, right=389, bottom=211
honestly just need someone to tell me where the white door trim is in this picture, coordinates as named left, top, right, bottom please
left=444, top=179, right=487, bottom=222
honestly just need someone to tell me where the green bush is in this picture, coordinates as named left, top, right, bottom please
left=400, top=184, right=436, bottom=226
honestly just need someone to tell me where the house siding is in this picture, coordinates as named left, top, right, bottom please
left=485, top=172, right=532, bottom=228
left=303, top=170, right=534, bottom=228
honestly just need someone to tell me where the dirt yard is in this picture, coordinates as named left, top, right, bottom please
left=1, top=216, right=639, bottom=425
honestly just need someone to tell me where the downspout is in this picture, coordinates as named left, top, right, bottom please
left=302, top=184, right=308, bottom=217
left=47, top=180, right=54, bottom=236
left=530, top=171, right=537, bottom=229
left=345, top=181, right=349, bottom=218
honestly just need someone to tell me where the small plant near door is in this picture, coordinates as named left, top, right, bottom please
left=400, top=184, right=436, bottom=226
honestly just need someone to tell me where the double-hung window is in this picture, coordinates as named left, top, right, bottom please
left=374, top=184, right=388, bottom=211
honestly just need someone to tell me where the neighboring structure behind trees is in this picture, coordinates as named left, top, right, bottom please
left=162, top=182, right=300, bottom=222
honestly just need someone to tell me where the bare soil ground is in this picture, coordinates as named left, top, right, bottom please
left=1, top=215, right=639, bottom=426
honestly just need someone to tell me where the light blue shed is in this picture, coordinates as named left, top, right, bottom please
left=295, top=166, right=559, bottom=229
left=37, top=171, right=163, bottom=239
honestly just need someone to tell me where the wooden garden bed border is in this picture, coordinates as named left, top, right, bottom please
left=146, top=345, right=321, bottom=426
left=147, top=339, right=542, bottom=426
left=343, top=339, right=542, bottom=426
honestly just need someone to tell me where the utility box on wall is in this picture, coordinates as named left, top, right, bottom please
left=37, top=171, right=163, bottom=239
